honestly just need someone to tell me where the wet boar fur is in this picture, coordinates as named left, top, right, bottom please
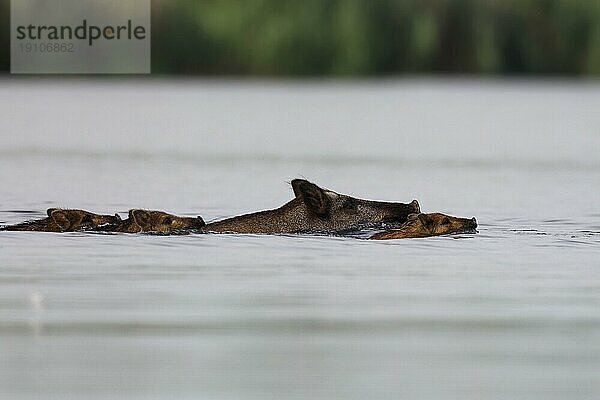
left=0, top=209, right=121, bottom=232
left=111, top=210, right=205, bottom=233
left=369, top=213, right=477, bottom=240
left=203, top=179, right=420, bottom=234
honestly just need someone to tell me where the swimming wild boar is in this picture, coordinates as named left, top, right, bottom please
left=369, top=213, right=477, bottom=240
left=111, top=210, right=205, bottom=233
left=0, top=208, right=121, bottom=232
left=203, top=179, right=420, bottom=234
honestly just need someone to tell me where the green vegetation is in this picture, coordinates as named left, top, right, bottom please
left=151, top=0, right=600, bottom=76
left=3, top=0, right=600, bottom=75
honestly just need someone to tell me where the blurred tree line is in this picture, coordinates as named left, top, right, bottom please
left=2, top=0, right=599, bottom=75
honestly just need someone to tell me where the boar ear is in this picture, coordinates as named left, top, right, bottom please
left=292, top=179, right=330, bottom=216
left=196, top=216, right=206, bottom=228
left=291, top=179, right=307, bottom=197
left=47, top=208, right=59, bottom=217
left=130, top=210, right=151, bottom=227
left=418, top=214, right=435, bottom=233
left=114, top=213, right=122, bottom=221
left=50, top=210, right=72, bottom=230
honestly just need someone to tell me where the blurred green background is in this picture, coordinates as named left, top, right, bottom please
left=1, top=0, right=599, bottom=76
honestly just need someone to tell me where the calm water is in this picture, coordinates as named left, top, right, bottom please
left=1, top=79, right=599, bottom=400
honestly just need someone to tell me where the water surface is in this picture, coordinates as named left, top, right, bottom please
left=1, top=79, right=599, bottom=400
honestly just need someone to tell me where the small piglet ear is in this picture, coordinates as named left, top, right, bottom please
left=47, top=208, right=59, bottom=217
left=407, top=213, right=419, bottom=221
left=410, top=200, right=420, bottom=213
left=114, top=213, right=122, bottom=221
left=130, top=210, right=151, bottom=227
left=50, top=210, right=71, bottom=230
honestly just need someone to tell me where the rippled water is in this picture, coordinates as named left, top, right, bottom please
left=1, top=79, right=599, bottom=399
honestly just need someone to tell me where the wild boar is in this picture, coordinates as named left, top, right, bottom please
left=0, top=208, right=121, bottom=232
left=369, top=213, right=477, bottom=240
left=203, top=179, right=420, bottom=234
left=110, top=209, right=205, bottom=233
